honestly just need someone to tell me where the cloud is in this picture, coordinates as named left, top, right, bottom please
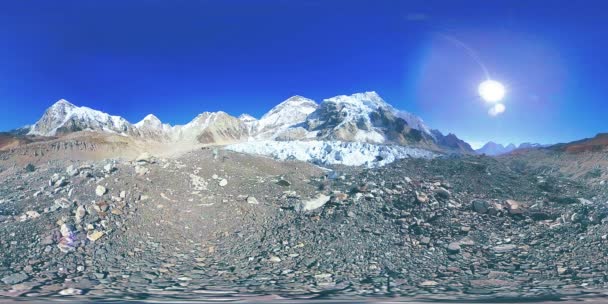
left=488, top=103, right=506, bottom=116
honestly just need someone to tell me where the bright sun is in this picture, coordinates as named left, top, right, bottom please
left=478, top=80, right=505, bottom=103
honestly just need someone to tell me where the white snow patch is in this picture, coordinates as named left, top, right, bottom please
left=225, top=140, right=436, bottom=168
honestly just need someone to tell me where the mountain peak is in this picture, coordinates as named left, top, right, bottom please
left=275, top=95, right=317, bottom=109
left=135, top=114, right=162, bottom=128
left=52, top=99, right=75, bottom=107
left=48, top=99, right=76, bottom=112
left=239, top=114, right=257, bottom=122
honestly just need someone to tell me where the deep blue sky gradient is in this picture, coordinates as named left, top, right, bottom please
left=1, top=0, right=607, bottom=147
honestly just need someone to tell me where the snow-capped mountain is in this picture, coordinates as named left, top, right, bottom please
left=133, top=114, right=173, bottom=140
left=305, top=92, right=442, bottom=147
left=476, top=142, right=544, bottom=156
left=23, top=92, right=475, bottom=153
left=238, top=114, right=257, bottom=123
left=254, top=96, right=318, bottom=140
left=173, top=111, right=248, bottom=144
left=238, top=114, right=258, bottom=138
left=28, top=99, right=135, bottom=136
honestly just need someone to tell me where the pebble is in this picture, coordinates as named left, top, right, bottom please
left=87, top=231, right=105, bottom=242
left=95, top=185, right=107, bottom=196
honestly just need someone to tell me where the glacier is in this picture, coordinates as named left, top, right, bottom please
left=225, top=140, right=437, bottom=168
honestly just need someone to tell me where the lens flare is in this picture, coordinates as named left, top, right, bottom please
left=488, top=103, right=506, bottom=116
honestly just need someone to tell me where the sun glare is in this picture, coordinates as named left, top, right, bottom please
left=478, top=80, right=505, bottom=103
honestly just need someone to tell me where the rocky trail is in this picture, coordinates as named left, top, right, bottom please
left=1, top=148, right=608, bottom=302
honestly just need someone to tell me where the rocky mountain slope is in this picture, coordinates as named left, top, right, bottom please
left=504, top=133, right=608, bottom=183
left=476, top=142, right=544, bottom=156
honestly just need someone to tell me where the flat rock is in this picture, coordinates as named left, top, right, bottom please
left=87, top=231, right=105, bottom=242
left=2, top=273, right=29, bottom=285
left=296, top=194, right=331, bottom=212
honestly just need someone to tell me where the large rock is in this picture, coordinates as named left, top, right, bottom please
left=136, top=152, right=153, bottom=163
left=447, top=242, right=461, bottom=254
left=505, top=199, right=524, bottom=215
left=472, top=199, right=491, bottom=214
left=296, top=194, right=331, bottom=212
left=434, top=187, right=451, bottom=199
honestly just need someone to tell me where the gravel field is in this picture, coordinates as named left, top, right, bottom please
left=1, top=148, right=608, bottom=302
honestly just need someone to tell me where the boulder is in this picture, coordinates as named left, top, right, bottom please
left=296, top=194, right=331, bottom=212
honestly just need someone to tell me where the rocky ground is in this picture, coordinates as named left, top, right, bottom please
left=1, top=147, right=608, bottom=302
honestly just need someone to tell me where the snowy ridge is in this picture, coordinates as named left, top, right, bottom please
left=24, top=92, right=473, bottom=165
left=255, top=96, right=317, bottom=140
left=225, top=140, right=437, bottom=168
left=28, top=99, right=133, bottom=136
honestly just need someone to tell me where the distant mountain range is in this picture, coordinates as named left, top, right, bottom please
left=475, top=141, right=546, bottom=156
left=12, top=91, right=474, bottom=153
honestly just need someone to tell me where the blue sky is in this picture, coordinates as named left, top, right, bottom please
left=1, top=0, right=606, bottom=147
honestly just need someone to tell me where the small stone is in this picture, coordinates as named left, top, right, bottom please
left=87, top=231, right=105, bottom=242
left=331, top=192, right=348, bottom=202
left=435, top=187, right=451, bottom=199
left=219, top=179, right=228, bottom=187
left=95, top=185, right=107, bottom=197
left=246, top=196, right=259, bottom=204
left=419, top=280, right=438, bottom=287
left=493, top=244, right=517, bottom=253
left=25, top=210, right=40, bottom=219
left=59, top=288, right=82, bottom=295
left=24, top=163, right=36, bottom=172
left=103, top=163, right=115, bottom=173
left=57, top=237, right=75, bottom=253
left=66, top=165, right=79, bottom=176
left=276, top=179, right=291, bottom=187
left=93, top=201, right=109, bottom=213
left=447, top=242, right=461, bottom=254
left=416, top=191, right=429, bottom=203
left=119, top=191, right=127, bottom=199
left=269, top=256, right=282, bottom=262
left=60, top=223, right=74, bottom=237
left=74, top=205, right=86, bottom=223
left=505, top=199, right=524, bottom=215
left=420, top=236, right=431, bottom=245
